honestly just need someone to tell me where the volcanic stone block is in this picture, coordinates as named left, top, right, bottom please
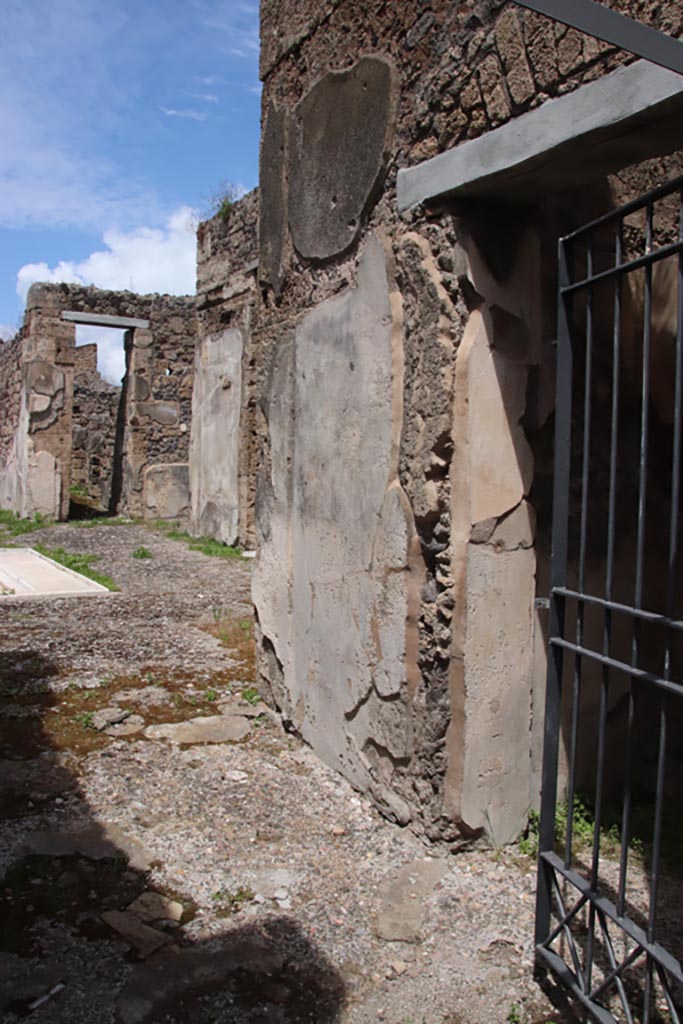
left=288, top=56, right=397, bottom=261
left=143, top=463, right=190, bottom=521
left=254, top=234, right=419, bottom=813
left=189, top=328, right=243, bottom=545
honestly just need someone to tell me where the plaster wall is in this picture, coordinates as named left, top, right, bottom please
left=251, top=0, right=683, bottom=844
left=193, top=190, right=260, bottom=547
left=0, top=283, right=196, bottom=523
left=190, top=327, right=244, bottom=545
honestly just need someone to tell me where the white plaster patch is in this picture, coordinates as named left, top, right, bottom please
left=254, top=234, right=414, bottom=798
left=0, top=547, right=110, bottom=598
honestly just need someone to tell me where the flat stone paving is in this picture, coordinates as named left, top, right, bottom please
left=0, top=518, right=564, bottom=1024
left=0, top=547, right=109, bottom=598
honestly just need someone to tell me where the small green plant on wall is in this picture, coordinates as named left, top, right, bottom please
left=206, top=180, right=244, bottom=222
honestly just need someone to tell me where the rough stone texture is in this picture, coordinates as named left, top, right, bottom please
left=374, top=857, right=449, bottom=943
left=259, top=103, right=288, bottom=294
left=195, top=190, right=260, bottom=547
left=0, top=283, right=196, bottom=522
left=254, top=234, right=425, bottom=824
left=71, top=346, right=121, bottom=510
left=397, top=58, right=683, bottom=209
left=144, top=715, right=251, bottom=745
left=189, top=328, right=243, bottom=545
left=143, top=463, right=190, bottom=521
left=287, top=57, right=398, bottom=261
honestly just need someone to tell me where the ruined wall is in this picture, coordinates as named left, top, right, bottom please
left=0, top=331, right=26, bottom=513
left=252, top=0, right=683, bottom=844
left=193, top=190, right=259, bottom=546
left=0, top=284, right=196, bottom=522
left=71, top=345, right=121, bottom=511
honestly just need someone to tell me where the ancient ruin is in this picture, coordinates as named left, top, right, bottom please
left=1, top=0, right=682, bottom=850
left=0, top=283, right=197, bottom=523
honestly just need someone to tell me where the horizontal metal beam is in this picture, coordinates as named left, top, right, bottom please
left=61, top=311, right=149, bottom=330
left=512, top=0, right=683, bottom=76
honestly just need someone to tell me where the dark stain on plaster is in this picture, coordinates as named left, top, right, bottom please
left=287, top=56, right=398, bottom=263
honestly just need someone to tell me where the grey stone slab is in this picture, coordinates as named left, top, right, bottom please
left=259, top=101, right=288, bottom=294
left=101, top=910, right=172, bottom=959
left=127, top=891, right=184, bottom=923
left=374, top=858, right=449, bottom=943
left=397, top=58, right=683, bottom=210
left=92, top=706, right=131, bottom=731
left=288, top=56, right=397, bottom=260
left=253, top=233, right=417, bottom=812
left=62, top=311, right=150, bottom=329
left=144, top=715, right=251, bottom=745
left=189, top=328, right=243, bottom=545
left=21, top=823, right=154, bottom=871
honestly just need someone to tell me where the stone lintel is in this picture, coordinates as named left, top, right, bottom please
left=61, top=311, right=150, bottom=330
left=397, top=59, right=683, bottom=211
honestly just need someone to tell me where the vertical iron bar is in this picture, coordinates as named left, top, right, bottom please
left=606, top=217, right=632, bottom=920
left=648, top=698, right=667, bottom=943
left=565, top=237, right=594, bottom=870
left=580, top=236, right=600, bottom=991
left=665, top=194, right=683, bottom=674
left=535, top=236, right=574, bottom=949
left=639, top=201, right=655, bottom=1024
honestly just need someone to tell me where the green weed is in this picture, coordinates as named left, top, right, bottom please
left=74, top=710, right=95, bottom=730
left=149, top=520, right=243, bottom=559
left=241, top=687, right=260, bottom=706
left=34, top=544, right=119, bottom=591
left=210, top=884, right=255, bottom=915
left=132, top=546, right=153, bottom=559
left=0, top=509, right=50, bottom=536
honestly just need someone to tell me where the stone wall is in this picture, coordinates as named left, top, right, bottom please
left=0, top=330, right=26, bottom=513
left=192, top=190, right=260, bottom=547
left=251, top=0, right=683, bottom=844
left=71, top=346, right=121, bottom=511
left=0, top=284, right=197, bottom=522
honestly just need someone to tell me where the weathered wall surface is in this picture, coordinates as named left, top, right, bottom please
left=0, top=331, right=24, bottom=512
left=0, top=283, right=196, bottom=522
left=252, top=0, right=683, bottom=843
left=193, top=190, right=259, bottom=546
left=71, top=345, right=121, bottom=510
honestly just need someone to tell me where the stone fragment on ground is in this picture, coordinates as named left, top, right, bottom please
left=105, top=714, right=145, bottom=737
left=101, top=910, right=172, bottom=959
left=144, top=714, right=250, bottom=744
left=374, top=857, right=449, bottom=943
left=21, top=822, right=154, bottom=871
left=218, top=698, right=269, bottom=718
left=127, top=890, right=184, bottom=923
left=92, top=706, right=132, bottom=731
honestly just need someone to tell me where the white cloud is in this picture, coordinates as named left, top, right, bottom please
left=76, top=325, right=127, bottom=385
left=161, top=107, right=207, bottom=122
left=16, top=207, right=198, bottom=304
left=0, top=324, right=18, bottom=342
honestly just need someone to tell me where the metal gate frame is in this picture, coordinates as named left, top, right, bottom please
left=534, top=176, right=683, bottom=1023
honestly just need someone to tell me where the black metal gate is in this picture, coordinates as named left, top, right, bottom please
left=535, top=175, right=683, bottom=1023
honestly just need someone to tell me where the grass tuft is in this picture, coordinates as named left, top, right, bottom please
left=34, top=544, right=119, bottom=591
left=0, top=509, right=50, bottom=536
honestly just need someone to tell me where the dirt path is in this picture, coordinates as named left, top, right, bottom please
left=0, top=520, right=558, bottom=1024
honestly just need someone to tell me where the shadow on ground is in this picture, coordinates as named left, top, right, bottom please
left=0, top=643, right=346, bottom=1023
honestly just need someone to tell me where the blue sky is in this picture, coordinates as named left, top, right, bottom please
left=0, top=0, right=261, bottom=376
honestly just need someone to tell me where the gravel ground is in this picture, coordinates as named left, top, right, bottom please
left=0, top=519, right=565, bottom=1024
